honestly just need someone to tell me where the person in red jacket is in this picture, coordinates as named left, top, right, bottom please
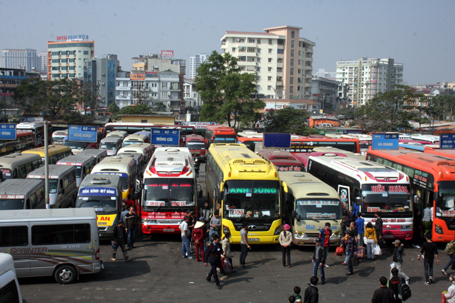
left=192, top=217, right=206, bottom=262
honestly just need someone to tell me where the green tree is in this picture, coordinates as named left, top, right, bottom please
left=196, top=51, right=265, bottom=128
left=108, top=102, right=120, bottom=115
left=152, top=101, right=167, bottom=112
left=118, top=104, right=154, bottom=115
left=263, top=107, right=318, bottom=136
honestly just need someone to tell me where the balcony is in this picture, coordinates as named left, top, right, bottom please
left=116, top=86, right=131, bottom=90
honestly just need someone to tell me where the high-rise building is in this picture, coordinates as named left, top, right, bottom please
left=336, top=57, right=404, bottom=107
left=38, top=51, right=48, bottom=73
left=47, top=35, right=94, bottom=80
left=188, top=53, right=208, bottom=79
left=84, top=54, right=120, bottom=107
left=0, top=48, right=40, bottom=71
left=220, top=25, right=315, bottom=100
left=314, top=68, right=336, bottom=79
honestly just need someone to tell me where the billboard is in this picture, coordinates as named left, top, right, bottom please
left=130, top=73, right=145, bottom=81
left=56, top=35, right=89, bottom=41
left=440, top=134, right=455, bottom=150
left=0, top=124, right=16, bottom=140
left=161, top=50, right=174, bottom=58
left=145, top=71, right=158, bottom=77
left=263, top=133, right=291, bottom=148
left=151, top=128, right=180, bottom=146
left=371, top=133, right=399, bottom=150
left=68, top=125, right=98, bottom=143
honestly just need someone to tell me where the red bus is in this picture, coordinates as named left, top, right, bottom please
left=425, top=147, right=455, bottom=158
left=204, top=125, right=236, bottom=147
left=0, top=131, right=35, bottom=157
left=293, top=149, right=348, bottom=170
left=185, top=134, right=206, bottom=162
left=257, top=149, right=303, bottom=172
left=366, top=148, right=455, bottom=243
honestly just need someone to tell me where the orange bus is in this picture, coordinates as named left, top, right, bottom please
left=366, top=148, right=455, bottom=243
left=424, top=147, right=455, bottom=159
left=204, top=125, right=236, bottom=147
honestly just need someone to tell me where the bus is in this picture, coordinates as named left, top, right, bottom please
left=308, top=150, right=413, bottom=241
left=204, top=125, right=236, bottom=147
left=185, top=134, right=206, bottom=162
left=78, top=149, right=108, bottom=164
left=100, top=136, right=123, bottom=156
left=117, top=152, right=145, bottom=179
left=0, top=153, right=42, bottom=179
left=411, top=134, right=440, bottom=145
left=104, top=122, right=155, bottom=136
left=141, top=147, right=199, bottom=235
left=0, top=179, right=45, bottom=210
left=105, top=130, right=128, bottom=139
left=16, top=122, right=45, bottom=147
left=56, top=154, right=97, bottom=187
left=206, top=143, right=282, bottom=244
left=122, top=134, right=149, bottom=147
left=117, top=143, right=154, bottom=164
left=342, top=134, right=372, bottom=154
left=280, top=171, right=344, bottom=246
left=257, top=150, right=303, bottom=172
left=77, top=174, right=122, bottom=239
left=0, top=253, right=23, bottom=302
left=293, top=147, right=348, bottom=170
left=0, top=131, right=35, bottom=157
left=22, top=145, right=72, bottom=164
left=91, top=155, right=137, bottom=201
left=237, top=136, right=263, bottom=152
left=0, top=208, right=103, bottom=284
left=366, top=148, right=455, bottom=243
left=51, top=130, right=68, bottom=145
left=424, top=147, right=455, bottom=159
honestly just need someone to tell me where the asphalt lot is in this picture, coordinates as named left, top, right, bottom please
left=18, top=164, right=453, bottom=302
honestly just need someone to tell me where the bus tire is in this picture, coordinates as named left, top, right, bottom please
left=54, top=265, right=77, bottom=284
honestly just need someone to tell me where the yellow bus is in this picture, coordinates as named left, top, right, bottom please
left=22, top=145, right=72, bottom=164
left=206, top=143, right=281, bottom=244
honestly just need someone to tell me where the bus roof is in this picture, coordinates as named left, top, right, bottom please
left=185, top=134, right=204, bottom=141
left=279, top=171, right=340, bottom=199
left=78, top=149, right=107, bottom=157
left=237, top=131, right=263, bottom=138
left=56, top=154, right=95, bottom=166
left=101, top=136, right=123, bottom=143
left=92, top=155, right=136, bottom=174
left=52, top=130, right=68, bottom=136
left=293, top=148, right=349, bottom=167
left=146, top=147, right=193, bottom=177
left=123, top=134, right=148, bottom=142
left=0, top=179, right=43, bottom=198
left=117, top=143, right=153, bottom=154
left=205, top=125, right=236, bottom=134
left=27, top=164, right=75, bottom=179
left=0, top=208, right=97, bottom=222
left=16, top=122, right=44, bottom=129
left=105, top=130, right=128, bottom=138
left=79, top=174, right=121, bottom=190
left=22, top=145, right=71, bottom=157
left=0, top=153, right=41, bottom=168
left=257, top=150, right=302, bottom=167
left=425, top=147, right=455, bottom=158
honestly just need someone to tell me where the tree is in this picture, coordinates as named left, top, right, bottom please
left=263, top=107, right=318, bottom=136
left=152, top=101, right=167, bottom=112
left=108, top=102, right=119, bottom=115
left=118, top=104, right=154, bottom=115
left=196, top=51, right=265, bottom=128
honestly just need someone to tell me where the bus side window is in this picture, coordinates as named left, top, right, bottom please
left=68, top=171, right=76, bottom=185
left=51, top=155, right=58, bottom=164
left=25, top=163, right=32, bottom=174
left=12, top=169, right=18, bottom=178
left=36, top=186, right=45, bottom=205
left=63, top=174, right=69, bottom=189
left=30, top=193, right=37, bottom=208
left=26, top=199, right=31, bottom=209
left=18, top=165, right=26, bottom=178
left=33, top=159, right=41, bottom=169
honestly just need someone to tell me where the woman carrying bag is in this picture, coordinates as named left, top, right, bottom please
left=279, top=224, right=293, bottom=268
left=364, top=222, right=378, bottom=260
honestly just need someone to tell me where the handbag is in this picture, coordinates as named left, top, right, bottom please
left=373, top=244, right=382, bottom=256
left=335, top=246, right=344, bottom=256
left=442, top=292, right=447, bottom=303
left=351, top=256, right=359, bottom=266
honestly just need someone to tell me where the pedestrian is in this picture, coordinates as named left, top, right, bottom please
left=303, top=276, right=319, bottom=303
left=371, top=276, right=395, bottom=303
left=187, top=210, right=195, bottom=250
left=209, top=210, right=221, bottom=241
left=200, top=200, right=212, bottom=222
left=442, top=240, right=455, bottom=275
left=443, top=274, right=455, bottom=303
left=312, top=238, right=326, bottom=285
left=342, top=232, right=357, bottom=276
left=288, top=296, right=296, bottom=303
left=388, top=268, right=402, bottom=303
left=239, top=221, right=251, bottom=268
left=364, top=222, right=378, bottom=260
left=204, top=234, right=223, bottom=290
left=279, top=224, right=292, bottom=268
left=221, top=231, right=236, bottom=273
left=125, top=194, right=135, bottom=208
left=355, top=213, right=365, bottom=247
left=341, top=222, right=357, bottom=266
left=340, top=216, right=348, bottom=240
left=192, top=217, right=206, bottom=262
left=111, top=221, right=129, bottom=261
left=422, top=203, right=432, bottom=235
left=417, top=234, right=439, bottom=285
left=120, top=205, right=129, bottom=223
left=194, top=157, right=200, bottom=177
left=124, top=206, right=138, bottom=249
left=293, top=286, right=302, bottom=303
left=374, top=212, right=383, bottom=243
left=179, top=215, right=192, bottom=259
left=390, top=240, right=410, bottom=284
left=319, top=222, right=332, bottom=268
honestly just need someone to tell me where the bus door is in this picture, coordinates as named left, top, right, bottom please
left=338, top=185, right=350, bottom=211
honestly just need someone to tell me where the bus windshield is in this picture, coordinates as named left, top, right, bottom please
left=437, top=181, right=455, bottom=219
left=186, top=142, right=205, bottom=149
left=362, top=184, right=412, bottom=214
left=52, top=136, right=66, bottom=144
left=214, top=135, right=237, bottom=143
left=100, top=142, right=118, bottom=150
left=75, top=166, right=83, bottom=178
left=295, top=199, right=342, bottom=220
left=49, top=180, right=58, bottom=194
left=76, top=196, right=117, bottom=213
left=0, top=199, right=24, bottom=210
left=123, top=140, right=140, bottom=147
left=223, top=180, right=280, bottom=222
left=143, top=178, right=195, bottom=211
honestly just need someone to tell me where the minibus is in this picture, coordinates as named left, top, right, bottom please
left=0, top=179, right=45, bottom=210
left=122, top=134, right=149, bottom=147
left=0, top=253, right=23, bottom=302
left=22, top=145, right=72, bottom=164
left=100, top=137, right=123, bottom=156
left=56, top=154, right=97, bottom=187
left=78, top=149, right=108, bottom=164
left=0, top=153, right=42, bottom=179
left=117, top=143, right=154, bottom=164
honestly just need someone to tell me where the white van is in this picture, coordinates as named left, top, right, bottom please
left=0, top=253, right=23, bottom=303
left=0, top=179, right=45, bottom=210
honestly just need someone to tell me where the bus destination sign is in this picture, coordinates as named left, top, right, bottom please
left=440, top=134, right=455, bottom=150
left=372, top=133, right=399, bottom=150
left=0, top=124, right=16, bottom=140
left=68, top=125, right=97, bottom=143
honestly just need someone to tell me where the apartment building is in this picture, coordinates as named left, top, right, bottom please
left=188, top=53, right=208, bottom=79
left=220, top=25, right=315, bottom=100
left=0, top=48, right=40, bottom=71
left=311, top=77, right=340, bottom=110
left=336, top=57, right=404, bottom=107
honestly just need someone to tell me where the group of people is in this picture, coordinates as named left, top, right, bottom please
left=111, top=205, right=139, bottom=261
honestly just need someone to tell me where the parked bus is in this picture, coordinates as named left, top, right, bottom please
left=308, top=150, right=413, bottom=241
left=27, top=165, right=78, bottom=208
left=257, top=150, right=303, bottom=172
left=105, top=130, right=128, bottom=139
left=117, top=152, right=145, bottom=179
left=0, top=179, right=45, bottom=210
left=289, top=136, right=360, bottom=154
left=204, top=125, right=236, bottom=147
left=0, top=253, right=23, bottom=302
left=0, top=208, right=103, bottom=284
left=411, top=134, right=440, bottom=145
left=237, top=136, right=263, bottom=152
left=424, top=147, right=455, bottom=159
left=207, top=143, right=281, bottom=244
left=141, top=147, right=200, bottom=235
left=122, top=134, right=149, bottom=147
left=133, top=131, right=151, bottom=140
left=342, top=134, right=372, bottom=154
left=62, top=140, right=91, bottom=154
left=100, top=136, right=123, bottom=156
left=78, top=149, right=108, bottom=164
left=117, top=143, right=154, bottom=164
left=22, top=145, right=72, bottom=164
left=0, top=153, right=42, bottom=179
left=185, top=134, right=206, bottom=162
left=16, top=122, right=45, bottom=147
left=56, top=154, right=97, bottom=187
left=293, top=147, right=348, bottom=170
left=0, top=131, right=35, bottom=157
left=77, top=174, right=122, bottom=239
left=51, top=129, right=68, bottom=145
left=280, top=171, right=344, bottom=246
left=91, top=155, right=137, bottom=201
left=366, top=148, right=455, bottom=243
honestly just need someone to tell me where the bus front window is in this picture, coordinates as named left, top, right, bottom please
left=143, top=178, right=195, bottom=211
left=76, top=196, right=117, bottom=212
left=0, top=199, right=24, bottom=210
left=223, top=180, right=280, bottom=221
left=100, top=142, right=118, bottom=150
left=186, top=142, right=205, bottom=149
left=295, top=200, right=342, bottom=220
left=1, top=169, right=12, bottom=179
left=437, top=181, right=455, bottom=218
left=214, top=135, right=237, bottom=143
left=362, top=184, right=411, bottom=214
left=48, top=180, right=58, bottom=194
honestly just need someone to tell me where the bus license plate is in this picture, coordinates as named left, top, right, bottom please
left=248, top=238, right=259, bottom=242
left=163, top=229, right=175, bottom=232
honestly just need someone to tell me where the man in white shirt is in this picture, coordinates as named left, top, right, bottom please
left=180, top=216, right=192, bottom=259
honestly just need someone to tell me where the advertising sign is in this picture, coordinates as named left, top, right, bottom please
left=68, top=125, right=97, bottom=143
left=161, top=50, right=174, bottom=58
left=371, top=133, right=399, bottom=150
left=56, top=35, right=89, bottom=41
left=130, top=73, right=145, bottom=81
left=440, top=134, right=455, bottom=150
left=145, top=71, right=158, bottom=77
left=151, top=128, right=180, bottom=146
left=0, top=124, right=16, bottom=140
left=263, top=133, right=291, bottom=148
left=175, top=122, right=217, bottom=129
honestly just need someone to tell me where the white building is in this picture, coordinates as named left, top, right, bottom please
left=336, top=57, right=404, bottom=107
left=0, top=48, right=40, bottom=71
left=311, top=77, right=340, bottom=111
left=314, top=68, right=336, bottom=79
left=184, top=79, right=202, bottom=108
left=220, top=25, right=315, bottom=100
left=188, top=53, right=208, bottom=79
left=39, top=51, right=47, bottom=73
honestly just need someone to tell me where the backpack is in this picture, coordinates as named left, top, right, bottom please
left=445, top=240, right=455, bottom=255
left=398, top=280, right=411, bottom=301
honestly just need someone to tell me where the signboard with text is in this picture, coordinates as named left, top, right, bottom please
left=161, top=50, right=174, bottom=58
left=263, top=133, right=291, bottom=148
left=372, top=133, right=399, bottom=150
left=0, top=124, right=16, bottom=140
left=440, top=134, right=455, bottom=149
left=151, top=128, right=180, bottom=146
left=130, top=73, right=145, bottom=81
left=68, top=125, right=97, bottom=143
left=56, top=34, right=89, bottom=41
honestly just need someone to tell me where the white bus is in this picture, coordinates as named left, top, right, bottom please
left=307, top=149, right=414, bottom=241
left=51, top=129, right=68, bottom=145
left=122, top=134, right=149, bottom=147
left=16, top=122, right=44, bottom=147
left=341, top=134, right=372, bottom=155
left=0, top=179, right=45, bottom=210
left=0, top=253, right=23, bottom=302
left=117, top=143, right=154, bottom=164
left=105, top=130, right=128, bottom=139
left=411, top=134, right=440, bottom=145
left=56, top=154, right=97, bottom=187
left=0, top=153, right=42, bottom=180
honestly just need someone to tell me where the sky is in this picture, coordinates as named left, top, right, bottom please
left=1, top=0, right=454, bottom=85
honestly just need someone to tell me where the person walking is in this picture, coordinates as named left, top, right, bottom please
left=390, top=240, right=410, bottom=284
left=342, top=232, right=357, bottom=275
left=443, top=274, right=455, bottom=303
left=340, top=216, right=348, bottom=241
left=388, top=268, right=402, bottom=303
left=221, top=231, right=236, bottom=273
left=124, top=207, right=138, bottom=249
left=341, top=222, right=358, bottom=266
left=418, top=234, right=439, bottom=285
left=179, top=215, right=192, bottom=259
left=371, top=276, right=395, bottom=303
left=364, top=222, right=378, bottom=260
left=422, top=203, right=432, bottom=235
left=292, top=286, right=302, bottom=303
left=303, top=276, right=319, bottom=303
left=312, top=238, right=326, bottom=285
left=209, top=210, right=221, bottom=242
left=443, top=240, right=455, bottom=275
left=187, top=210, right=195, bottom=250
left=192, top=217, right=206, bottom=262
left=239, top=221, right=251, bottom=268
left=111, top=221, right=129, bottom=262
left=204, top=234, right=223, bottom=290
left=280, top=224, right=293, bottom=268
left=374, top=213, right=383, bottom=243
left=319, top=222, right=332, bottom=268
left=355, top=213, right=365, bottom=247
left=120, top=205, right=129, bottom=223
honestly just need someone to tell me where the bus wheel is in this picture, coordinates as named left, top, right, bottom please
left=54, top=265, right=77, bottom=284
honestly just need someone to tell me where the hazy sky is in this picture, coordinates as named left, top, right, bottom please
left=1, top=0, right=454, bottom=85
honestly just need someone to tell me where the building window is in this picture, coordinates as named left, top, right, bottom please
left=290, top=86, right=294, bottom=93
left=232, top=38, right=236, bottom=43
left=268, top=49, right=273, bottom=53
left=268, top=58, right=272, bottom=63
left=69, top=66, right=75, bottom=70
left=268, top=76, right=272, bottom=81
left=268, top=86, right=272, bottom=91
left=269, top=39, right=273, bottom=45
left=161, top=82, right=167, bottom=88
left=268, top=67, right=272, bottom=72
left=83, top=51, right=89, bottom=55
left=291, top=40, right=295, bottom=48
left=291, top=31, right=295, bottom=38
left=257, top=67, right=261, bottom=72
left=161, top=91, right=167, bottom=98
left=291, top=59, right=294, bottom=67
left=290, top=68, right=294, bottom=75
left=51, top=59, right=59, bottom=63
left=291, top=49, right=294, bottom=57
left=257, top=39, right=261, bottom=44
left=290, top=77, right=294, bottom=84
left=248, top=38, right=255, bottom=43
left=257, top=76, right=261, bottom=81
left=239, top=46, right=246, bottom=52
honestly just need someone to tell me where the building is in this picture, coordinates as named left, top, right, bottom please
left=188, top=53, right=208, bottom=79
left=47, top=35, right=94, bottom=80
left=336, top=57, right=404, bottom=107
left=183, top=79, right=202, bottom=108
left=314, top=68, right=336, bottom=79
left=311, top=77, right=340, bottom=111
left=0, top=49, right=40, bottom=71
left=220, top=25, right=315, bottom=100
left=262, top=98, right=321, bottom=115
left=84, top=54, right=120, bottom=107
left=39, top=51, right=48, bottom=73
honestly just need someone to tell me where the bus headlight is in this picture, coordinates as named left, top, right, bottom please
left=400, top=225, right=412, bottom=230
left=435, top=224, right=443, bottom=234
left=294, top=231, right=305, bottom=239
left=274, top=227, right=281, bottom=235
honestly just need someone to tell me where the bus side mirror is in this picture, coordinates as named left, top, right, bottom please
left=218, top=191, right=224, bottom=201
left=355, top=197, right=362, bottom=206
